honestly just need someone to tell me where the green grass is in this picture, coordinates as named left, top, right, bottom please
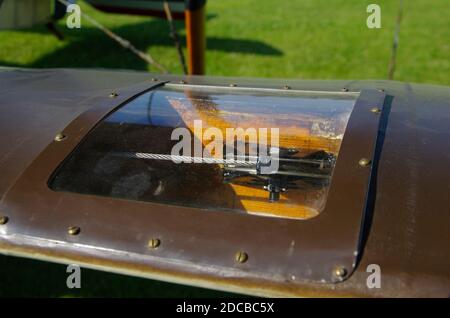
left=0, top=255, right=238, bottom=297
left=0, top=0, right=448, bottom=297
left=0, top=0, right=448, bottom=84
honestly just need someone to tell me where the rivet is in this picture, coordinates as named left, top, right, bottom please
left=358, top=158, right=371, bottom=167
left=333, top=266, right=347, bottom=280
left=151, top=78, right=158, bottom=82
left=229, top=83, right=237, bottom=87
left=0, top=216, right=9, bottom=225
left=179, top=80, right=186, bottom=84
left=378, top=89, right=385, bottom=92
left=67, top=226, right=81, bottom=236
left=54, top=133, right=66, bottom=142
left=235, top=251, right=248, bottom=264
left=109, top=92, right=119, bottom=98
left=370, top=107, right=381, bottom=114
left=148, top=238, right=161, bottom=249
left=341, top=88, right=349, bottom=92
left=283, top=85, right=291, bottom=90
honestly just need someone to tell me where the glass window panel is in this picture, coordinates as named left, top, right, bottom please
left=49, top=85, right=357, bottom=219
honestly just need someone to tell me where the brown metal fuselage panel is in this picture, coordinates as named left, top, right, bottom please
left=0, top=68, right=449, bottom=297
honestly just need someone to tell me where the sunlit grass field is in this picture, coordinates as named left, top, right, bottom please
left=0, top=0, right=449, bottom=84
left=0, top=0, right=449, bottom=297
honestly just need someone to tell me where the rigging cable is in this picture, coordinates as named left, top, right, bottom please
left=163, top=1, right=188, bottom=74
left=388, top=0, right=404, bottom=80
left=56, top=0, right=169, bottom=73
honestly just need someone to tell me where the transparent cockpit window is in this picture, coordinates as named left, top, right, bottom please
left=49, top=85, right=357, bottom=219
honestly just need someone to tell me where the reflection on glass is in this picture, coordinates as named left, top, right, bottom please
left=50, top=85, right=357, bottom=219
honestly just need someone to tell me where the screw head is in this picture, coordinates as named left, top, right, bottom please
left=0, top=216, right=9, bottom=225
left=358, top=158, right=371, bottom=167
left=333, top=266, right=348, bottom=280
left=109, top=92, right=119, bottom=98
left=370, top=107, right=381, bottom=114
left=151, top=78, right=158, bottom=82
left=54, top=133, right=66, bottom=142
left=229, top=83, right=237, bottom=87
left=148, top=238, right=161, bottom=249
left=235, top=251, right=248, bottom=264
left=67, top=226, right=81, bottom=236
left=341, top=88, right=349, bottom=92
left=179, top=80, right=186, bottom=84
left=283, top=85, right=291, bottom=90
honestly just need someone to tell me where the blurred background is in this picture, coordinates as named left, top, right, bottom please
left=0, top=0, right=448, bottom=297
